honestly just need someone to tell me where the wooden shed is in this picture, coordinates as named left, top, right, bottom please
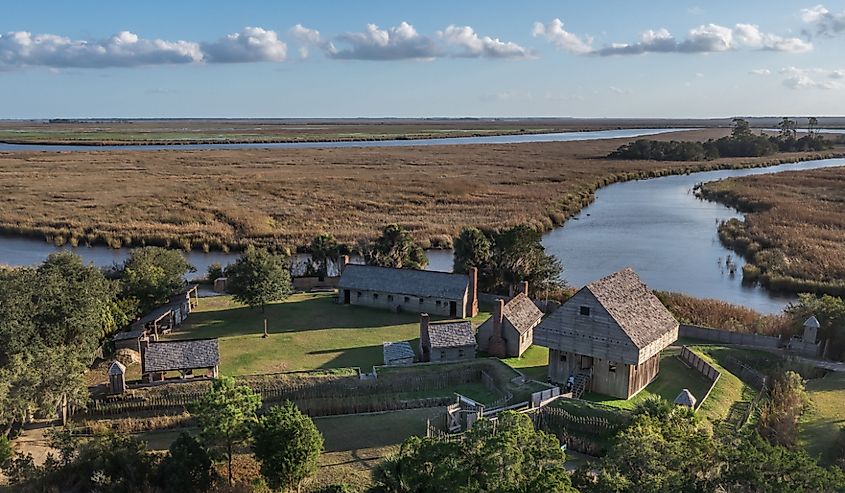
left=476, top=286, right=543, bottom=358
left=533, top=268, right=679, bottom=399
left=108, top=361, right=127, bottom=394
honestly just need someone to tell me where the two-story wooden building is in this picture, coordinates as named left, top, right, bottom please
left=533, top=268, right=679, bottom=399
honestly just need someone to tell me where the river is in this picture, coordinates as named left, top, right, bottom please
left=0, top=127, right=689, bottom=152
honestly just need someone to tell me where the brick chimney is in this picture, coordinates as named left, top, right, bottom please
left=522, top=281, right=529, bottom=297
left=487, top=299, right=507, bottom=358
left=338, top=255, right=350, bottom=275
left=467, top=267, right=479, bottom=317
left=419, top=313, right=431, bottom=362
left=139, top=337, right=149, bottom=379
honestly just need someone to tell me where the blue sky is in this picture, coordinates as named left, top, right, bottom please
left=1, top=1, right=844, bottom=118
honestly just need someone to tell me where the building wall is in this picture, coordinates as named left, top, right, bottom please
left=548, top=349, right=634, bottom=399
left=534, top=290, right=640, bottom=365
left=477, top=319, right=532, bottom=358
left=429, top=345, right=476, bottom=362
left=627, top=351, right=661, bottom=398
left=339, top=288, right=467, bottom=317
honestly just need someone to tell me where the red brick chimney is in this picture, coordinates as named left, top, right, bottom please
left=522, top=281, right=529, bottom=297
left=338, top=255, right=350, bottom=275
left=419, top=313, right=431, bottom=362
left=467, top=267, right=479, bottom=317
left=488, top=299, right=507, bottom=358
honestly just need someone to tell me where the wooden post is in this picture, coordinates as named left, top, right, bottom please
left=263, top=319, right=268, bottom=338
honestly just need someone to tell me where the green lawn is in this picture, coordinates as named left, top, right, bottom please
left=801, top=372, right=845, bottom=464
left=503, top=345, right=549, bottom=382
left=584, top=347, right=713, bottom=411
left=686, top=345, right=757, bottom=423
left=166, top=292, right=490, bottom=375
left=315, top=408, right=442, bottom=452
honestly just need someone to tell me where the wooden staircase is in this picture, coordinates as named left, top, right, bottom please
left=571, top=370, right=592, bottom=399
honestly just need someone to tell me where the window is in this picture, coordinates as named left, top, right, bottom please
left=387, top=295, right=394, bottom=302
left=609, top=362, right=617, bottom=373
left=436, top=300, right=442, bottom=306
left=579, top=306, right=591, bottom=316
left=419, top=298, right=424, bottom=304
left=373, top=293, right=379, bottom=300
left=357, top=291, right=362, bottom=298
left=458, top=350, right=465, bottom=358
left=404, top=296, right=410, bottom=303
left=559, top=353, right=567, bottom=362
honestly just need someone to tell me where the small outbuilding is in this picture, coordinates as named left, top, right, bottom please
left=534, top=268, right=679, bottom=399
left=383, top=341, right=416, bottom=366
left=141, top=338, right=220, bottom=382
left=419, top=313, right=476, bottom=362
left=674, top=388, right=697, bottom=408
left=108, top=361, right=127, bottom=394
left=477, top=283, right=543, bottom=358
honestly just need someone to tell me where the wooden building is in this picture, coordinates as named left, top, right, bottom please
left=383, top=341, right=416, bottom=366
left=419, top=314, right=476, bottom=362
left=108, top=361, right=127, bottom=394
left=534, top=268, right=678, bottom=399
left=140, top=338, right=220, bottom=382
left=337, top=262, right=478, bottom=318
left=476, top=283, right=543, bottom=358
left=111, top=285, right=199, bottom=352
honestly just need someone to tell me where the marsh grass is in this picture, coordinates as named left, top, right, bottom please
left=0, top=129, right=842, bottom=252
left=700, top=166, right=845, bottom=295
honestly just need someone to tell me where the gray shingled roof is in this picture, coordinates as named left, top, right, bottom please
left=383, top=341, right=416, bottom=364
left=804, top=316, right=820, bottom=329
left=584, top=268, right=678, bottom=349
left=428, top=321, right=476, bottom=348
left=674, top=388, right=697, bottom=407
left=144, top=339, right=219, bottom=373
left=113, top=328, right=145, bottom=342
left=108, top=361, right=126, bottom=375
left=338, top=264, right=469, bottom=300
left=502, top=293, right=543, bottom=334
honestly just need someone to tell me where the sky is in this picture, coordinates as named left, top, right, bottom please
left=1, top=0, right=844, bottom=118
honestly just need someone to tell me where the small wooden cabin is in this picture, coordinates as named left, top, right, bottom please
left=419, top=314, right=476, bottom=362
left=477, top=285, right=543, bottom=358
left=533, top=268, right=679, bottom=399
left=141, top=338, right=220, bottom=382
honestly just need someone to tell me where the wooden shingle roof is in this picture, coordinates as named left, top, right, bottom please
left=427, top=321, right=476, bottom=348
left=338, top=264, right=469, bottom=300
left=584, top=268, right=678, bottom=350
left=143, top=339, right=219, bottom=373
left=502, top=293, right=543, bottom=335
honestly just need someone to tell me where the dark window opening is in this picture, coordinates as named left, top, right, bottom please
left=387, top=295, right=394, bottom=302
left=404, top=296, right=410, bottom=303
left=419, top=298, right=424, bottom=304
left=579, top=306, right=591, bottom=316
left=609, top=362, right=617, bottom=373
left=559, top=354, right=567, bottom=362
left=373, top=293, right=379, bottom=300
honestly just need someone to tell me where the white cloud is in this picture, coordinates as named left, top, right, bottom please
left=749, top=68, right=772, bottom=75
left=439, top=25, right=534, bottom=59
left=289, top=24, right=325, bottom=59
left=0, top=30, right=202, bottom=69
left=608, top=86, right=630, bottom=95
left=802, top=4, right=845, bottom=36
left=201, top=27, right=287, bottom=63
left=532, top=19, right=593, bottom=54
left=830, top=69, right=845, bottom=79
left=780, top=66, right=843, bottom=89
left=593, top=23, right=811, bottom=55
left=327, top=22, right=440, bottom=60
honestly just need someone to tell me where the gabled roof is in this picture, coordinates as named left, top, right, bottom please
left=338, top=264, right=469, bottom=300
left=427, top=321, right=476, bottom=348
left=583, top=268, right=678, bottom=349
left=804, top=316, right=820, bottom=329
left=383, top=341, right=416, bottom=364
left=113, top=328, right=145, bottom=341
left=674, top=388, right=697, bottom=407
left=108, top=361, right=127, bottom=375
left=502, top=293, right=543, bottom=334
left=143, top=339, right=219, bottom=373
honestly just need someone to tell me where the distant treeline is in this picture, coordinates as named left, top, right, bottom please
left=609, top=118, right=834, bottom=161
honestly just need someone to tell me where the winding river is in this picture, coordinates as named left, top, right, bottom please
left=1, top=128, right=843, bottom=313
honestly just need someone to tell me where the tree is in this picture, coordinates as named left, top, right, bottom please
left=0, top=434, right=11, bottom=468
left=226, top=245, right=293, bottom=314
left=731, top=118, right=752, bottom=139
left=777, top=117, right=797, bottom=140
left=207, top=262, right=225, bottom=281
left=757, top=371, right=807, bottom=448
left=362, top=225, right=428, bottom=270
left=189, top=376, right=261, bottom=486
left=156, top=432, right=216, bottom=493
left=310, top=233, right=340, bottom=279
left=372, top=411, right=575, bottom=493
left=452, top=227, right=492, bottom=274
left=252, top=401, right=324, bottom=492
left=121, top=246, right=194, bottom=313
left=808, top=116, right=819, bottom=135
left=489, top=225, right=564, bottom=295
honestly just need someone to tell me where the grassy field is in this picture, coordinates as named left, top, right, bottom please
left=3, top=127, right=841, bottom=251
left=584, top=347, right=713, bottom=411
left=699, top=166, right=845, bottom=295
left=165, top=292, right=490, bottom=375
left=687, top=345, right=758, bottom=422
left=502, top=345, right=549, bottom=381
left=801, top=372, right=845, bottom=464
